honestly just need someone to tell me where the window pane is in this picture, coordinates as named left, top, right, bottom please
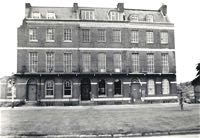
left=114, top=54, right=122, bottom=72
left=46, top=52, right=54, bottom=72
left=29, top=29, right=37, bottom=41
left=162, top=79, right=170, bottom=95
left=98, top=29, right=106, bottom=42
left=114, top=79, right=121, bottom=95
left=161, top=32, right=168, bottom=44
left=64, top=29, right=72, bottom=41
left=98, top=53, right=106, bottom=72
left=130, top=15, right=138, bottom=22
left=47, top=12, right=56, bottom=19
left=162, top=53, right=169, bottom=73
left=32, top=12, right=40, bottom=19
left=110, top=11, right=122, bottom=21
left=29, top=52, right=38, bottom=73
left=99, top=80, right=105, bottom=95
left=46, top=29, right=55, bottom=41
left=64, top=80, right=72, bottom=96
left=82, top=53, right=91, bottom=72
left=147, top=53, right=154, bottom=73
left=81, top=10, right=94, bottom=20
left=45, top=80, right=54, bottom=96
left=148, top=79, right=155, bottom=95
left=64, top=53, right=72, bottom=72
left=82, top=29, right=90, bottom=42
left=132, top=53, right=139, bottom=73
left=146, top=31, right=154, bottom=43
left=146, top=15, right=153, bottom=22
left=112, top=30, right=121, bottom=42
left=131, top=31, right=139, bottom=43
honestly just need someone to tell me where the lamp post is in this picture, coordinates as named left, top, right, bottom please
left=11, top=79, right=16, bottom=108
left=178, top=88, right=184, bottom=111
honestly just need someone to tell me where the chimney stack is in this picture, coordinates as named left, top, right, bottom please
left=25, top=3, right=31, bottom=18
left=159, top=4, right=167, bottom=16
left=117, top=3, right=124, bottom=12
left=73, top=3, right=78, bottom=12
left=25, top=3, right=31, bottom=9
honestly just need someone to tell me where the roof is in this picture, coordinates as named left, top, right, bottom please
left=25, top=4, right=170, bottom=23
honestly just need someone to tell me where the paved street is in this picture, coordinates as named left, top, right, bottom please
left=0, top=103, right=200, bottom=137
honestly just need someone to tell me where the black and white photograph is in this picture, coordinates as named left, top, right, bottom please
left=0, top=0, right=199, bottom=137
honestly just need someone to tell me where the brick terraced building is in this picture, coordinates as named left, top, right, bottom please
left=14, top=3, right=177, bottom=105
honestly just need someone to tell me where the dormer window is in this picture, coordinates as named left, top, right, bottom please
left=47, top=12, right=56, bottom=19
left=32, top=11, right=41, bottom=19
left=81, top=10, right=94, bottom=20
left=146, top=14, right=154, bottom=22
left=129, top=14, right=138, bottom=22
left=110, top=11, right=123, bottom=21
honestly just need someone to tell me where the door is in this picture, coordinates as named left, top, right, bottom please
left=131, top=83, right=141, bottom=102
left=28, top=84, right=37, bottom=101
left=81, top=78, right=91, bottom=101
left=27, top=79, right=37, bottom=101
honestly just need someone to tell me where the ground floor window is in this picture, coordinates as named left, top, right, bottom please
left=162, top=79, right=170, bottom=95
left=114, top=79, right=122, bottom=95
left=63, top=80, right=72, bottom=97
left=98, top=79, right=105, bottom=95
left=148, top=79, right=155, bottom=95
left=45, top=80, right=54, bottom=97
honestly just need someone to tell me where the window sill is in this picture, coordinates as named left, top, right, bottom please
left=147, top=95, right=155, bottom=97
left=63, top=95, right=72, bottom=98
left=46, top=40, right=55, bottom=42
left=161, top=43, right=168, bottom=44
left=114, top=68, right=121, bottom=73
left=98, top=71, right=106, bottom=73
left=97, top=41, right=106, bottom=43
left=98, top=95, right=107, bottom=98
left=131, top=41, right=139, bottom=44
left=146, top=42, right=154, bottom=44
left=162, top=94, right=170, bottom=96
left=7, top=96, right=12, bottom=99
left=29, top=40, right=38, bottom=42
left=64, top=40, right=72, bottom=43
left=45, top=96, right=54, bottom=98
left=30, top=72, right=38, bottom=74
left=112, top=41, right=121, bottom=43
left=114, top=94, right=123, bottom=97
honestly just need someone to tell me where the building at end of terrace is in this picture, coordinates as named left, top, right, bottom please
left=2, top=3, right=178, bottom=105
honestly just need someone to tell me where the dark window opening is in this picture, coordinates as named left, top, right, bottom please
left=99, top=79, right=105, bottom=95
left=114, top=79, right=121, bottom=95
left=64, top=80, right=72, bottom=96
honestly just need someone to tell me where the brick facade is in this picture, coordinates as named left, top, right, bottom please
left=5, top=3, right=178, bottom=105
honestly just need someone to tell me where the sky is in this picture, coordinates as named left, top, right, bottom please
left=0, top=0, right=199, bottom=83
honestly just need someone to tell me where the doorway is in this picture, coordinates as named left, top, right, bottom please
left=27, top=79, right=37, bottom=101
left=81, top=78, right=91, bottom=101
left=131, top=79, right=141, bottom=103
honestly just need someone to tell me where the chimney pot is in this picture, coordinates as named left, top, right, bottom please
left=159, top=4, right=167, bottom=16
left=25, top=3, right=31, bottom=8
left=117, top=3, right=124, bottom=12
left=73, top=3, right=78, bottom=12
